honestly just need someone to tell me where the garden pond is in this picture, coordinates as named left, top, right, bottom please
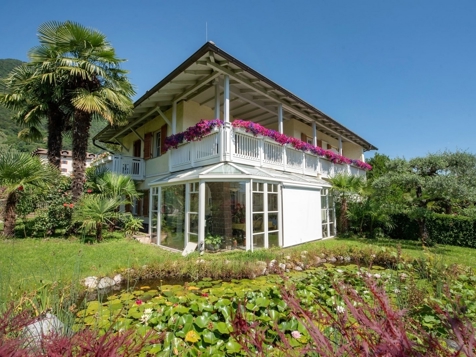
left=75, top=263, right=476, bottom=356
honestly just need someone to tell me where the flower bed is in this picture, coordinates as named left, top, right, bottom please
left=165, top=119, right=372, bottom=170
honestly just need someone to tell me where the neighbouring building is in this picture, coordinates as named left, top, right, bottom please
left=33, top=148, right=96, bottom=176
left=93, top=42, right=377, bottom=252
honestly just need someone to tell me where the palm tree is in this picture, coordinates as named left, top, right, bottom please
left=87, top=170, right=140, bottom=200
left=2, top=21, right=135, bottom=199
left=28, top=21, right=135, bottom=201
left=0, top=151, right=57, bottom=237
left=85, top=169, right=141, bottom=231
left=0, top=63, right=67, bottom=168
left=72, top=195, right=122, bottom=242
left=327, top=173, right=365, bottom=234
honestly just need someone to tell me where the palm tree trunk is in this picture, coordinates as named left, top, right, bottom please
left=96, top=221, right=102, bottom=242
left=71, top=111, right=92, bottom=202
left=3, top=192, right=18, bottom=238
left=47, top=106, right=64, bottom=168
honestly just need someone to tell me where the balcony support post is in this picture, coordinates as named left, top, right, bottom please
left=172, top=101, right=177, bottom=134
left=312, top=122, right=317, bottom=146
left=278, top=104, right=283, bottom=134
left=223, top=122, right=232, bottom=161
left=224, top=75, right=230, bottom=123
left=214, top=80, right=220, bottom=119
left=339, top=136, right=343, bottom=155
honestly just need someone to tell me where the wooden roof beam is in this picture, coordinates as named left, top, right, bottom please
left=209, top=60, right=361, bottom=146
left=173, top=72, right=220, bottom=102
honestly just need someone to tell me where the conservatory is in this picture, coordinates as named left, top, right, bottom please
left=148, top=163, right=335, bottom=252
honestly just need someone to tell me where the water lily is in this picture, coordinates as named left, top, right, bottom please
left=291, top=331, right=301, bottom=339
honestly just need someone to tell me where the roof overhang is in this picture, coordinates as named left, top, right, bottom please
left=95, top=42, right=377, bottom=152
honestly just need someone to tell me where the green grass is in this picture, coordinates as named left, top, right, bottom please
left=329, top=236, right=476, bottom=268
left=1, top=233, right=475, bottom=307
left=0, top=235, right=181, bottom=299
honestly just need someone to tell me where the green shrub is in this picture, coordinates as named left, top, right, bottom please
left=428, top=214, right=476, bottom=248
left=389, top=213, right=476, bottom=248
left=387, top=214, right=420, bottom=241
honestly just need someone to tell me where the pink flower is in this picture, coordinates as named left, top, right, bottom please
left=165, top=119, right=372, bottom=171
left=291, top=330, right=301, bottom=339
left=136, top=299, right=143, bottom=305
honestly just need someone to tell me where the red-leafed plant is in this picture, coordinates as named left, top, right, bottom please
left=0, top=306, right=163, bottom=357
left=231, top=277, right=476, bottom=356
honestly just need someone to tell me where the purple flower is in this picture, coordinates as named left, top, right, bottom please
left=164, top=119, right=223, bottom=152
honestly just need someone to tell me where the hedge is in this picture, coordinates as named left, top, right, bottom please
left=388, top=213, right=476, bottom=248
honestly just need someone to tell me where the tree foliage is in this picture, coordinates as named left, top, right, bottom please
left=0, top=22, right=135, bottom=201
left=372, top=151, right=476, bottom=245
left=328, top=173, right=365, bottom=233
left=0, top=151, right=58, bottom=237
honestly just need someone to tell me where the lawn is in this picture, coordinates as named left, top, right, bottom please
left=0, top=235, right=180, bottom=301
left=1, top=234, right=475, bottom=300
left=320, top=236, right=476, bottom=269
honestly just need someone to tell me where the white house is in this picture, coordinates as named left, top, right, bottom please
left=93, top=42, right=377, bottom=252
left=34, top=148, right=96, bottom=176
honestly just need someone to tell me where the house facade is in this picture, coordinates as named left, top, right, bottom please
left=93, top=42, right=377, bottom=252
left=33, top=148, right=96, bottom=176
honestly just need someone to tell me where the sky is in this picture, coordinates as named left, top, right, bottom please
left=1, top=0, right=475, bottom=160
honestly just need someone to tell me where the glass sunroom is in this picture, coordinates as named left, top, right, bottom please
left=148, top=163, right=335, bottom=252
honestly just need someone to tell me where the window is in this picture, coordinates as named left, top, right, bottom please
left=155, top=131, right=161, bottom=157
left=252, top=181, right=280, bottom=248
left=321, top=188, right=335, bottom=238
left=188, top=182, right=199, bottom=243
left=61, top=168, right=67, bottom=172
left=61, top=160, right=68, bottom=164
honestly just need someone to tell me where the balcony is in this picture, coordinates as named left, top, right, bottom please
left=93, top=155, right=145, bottom=180
left=169, top=124, right=367, bottom=178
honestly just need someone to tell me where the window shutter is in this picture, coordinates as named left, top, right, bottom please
left=143, top=190, right=150, bottom=216
left=317, top=140, right=322, bottom=148
left=144, top=133, right=152, bottom=159
left=301, top=133, right=307, bottom=142
left=160, top=124, right=168, bottom=155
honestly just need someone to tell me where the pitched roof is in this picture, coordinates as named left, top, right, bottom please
left=94, top=42, right=377, bottom=151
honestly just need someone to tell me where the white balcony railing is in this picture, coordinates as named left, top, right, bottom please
left=93, top=155, right=145, bottom=180
left=169, top=124, right=367, bottom=178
